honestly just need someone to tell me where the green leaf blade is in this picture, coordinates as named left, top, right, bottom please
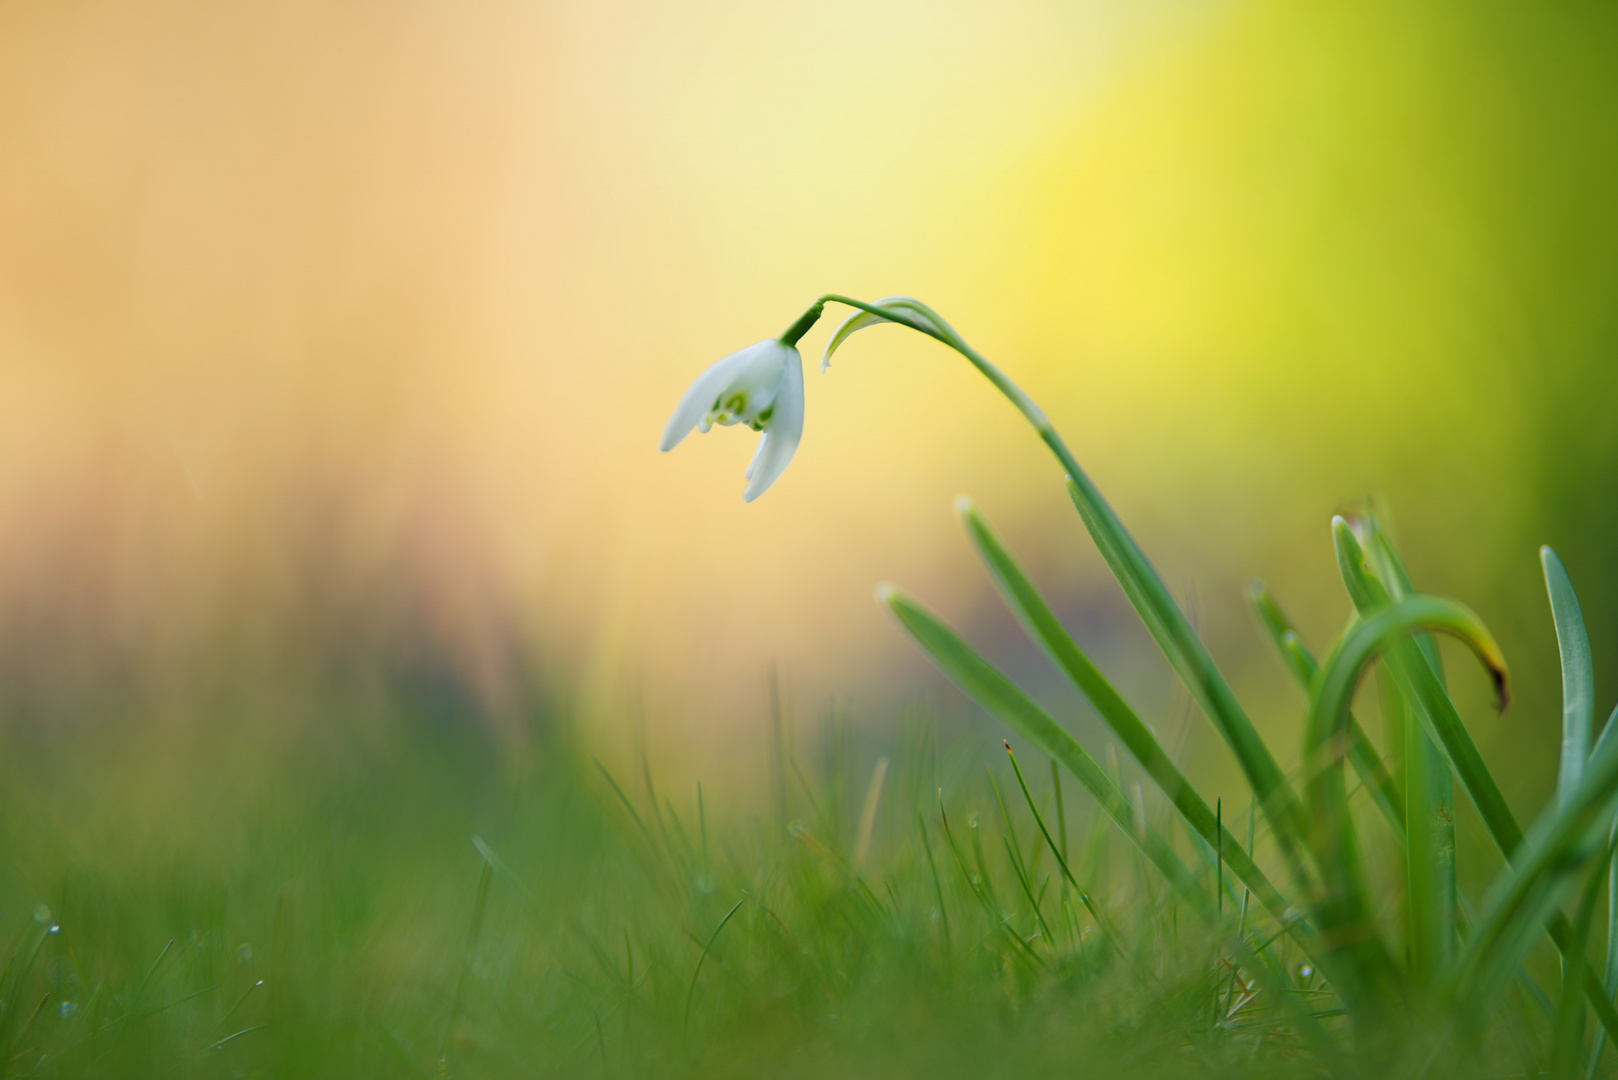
left=1334, top=516, right=1456, bottom=984
left=1331, top=519, right=1518, bottom=853
left=1062, top=474, right=1311, bottom=882
left=875, top=582, right=1207, bottom=910
left=1305, top=595, right=1503, bottom=1001
left=957, top=498, right=1298, bottom=930
left=1245, top=581, right=1406, bottom=837
left=1543, top=546, right=1595, bottom=810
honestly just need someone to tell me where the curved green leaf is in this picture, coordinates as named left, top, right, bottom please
left=819, top=296, right=949, bottom=372
left=1245, top=581, right=1405, bottom=836
left=810, top=290, right=1313, bottom=889
left=1323, top=522, right=1618, bottom=1026
left=1331, top=520, right=1516, bottom=847
left=1543, top=546, right=1594, bottom=810
left=1064, top=475, right=1312, bottom=889
left=1554, top=846, right=1612, bottom=1080
left=876, top=583, right=1210, bottom=910
left=1461, top=702, right=1618, bottom=999
left=1335, top=514, right=1458, bottom=985
left=1306, top=597, right=1505, bottom=999
left=958, top=498, right=1305, bottom=937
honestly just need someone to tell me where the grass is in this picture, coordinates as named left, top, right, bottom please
left=0, top=534, right=1604, bottom=1080
left=0, top=700, right=1330, bottom=1078
left=0, top=291, right=1612, bottom=1077
left=0, top=636, right=1596, bottom=1080
left=690, top=292, right=1618, bottom=1075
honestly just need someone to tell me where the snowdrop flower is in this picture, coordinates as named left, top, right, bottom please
left=658, top=338, right=804, bottom=502
left=658, top=295, right=956, bottom=501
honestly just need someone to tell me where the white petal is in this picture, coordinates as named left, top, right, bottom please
left=742, top=347, right=804, bottom=502
left=657, top=341, right=772, bottom=452
left=726, top=340, right=793, bottom=398
left=819, top=296, right=951, bottom=372
left=743, top=431, right=769, bottom=480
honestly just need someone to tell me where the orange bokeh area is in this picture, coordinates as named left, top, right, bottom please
left=0, top=0, right=1614, bottom=797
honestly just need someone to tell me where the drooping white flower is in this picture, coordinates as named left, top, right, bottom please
left=658, top=338, right=804, bottom=502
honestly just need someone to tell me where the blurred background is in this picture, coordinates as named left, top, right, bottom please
left=0, top=0, right=1615, bottom=812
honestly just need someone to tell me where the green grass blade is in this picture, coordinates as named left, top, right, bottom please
left=1600, top=689, right=1618, bottom=1012
left=1062, top=474, right=1311, bottom=880
left=1543, top=547, right=1595, bottom=809
left=1459, top=705, right=1618, bottom=999
left=443, top=860, right=493, bottom=1059
left=1337, top=517, right=1458, bottom=984
left=1246, top=582, right=1405, bottom=836
left=1353, top=515, right=1444, bottom=672
left=1587, top=815, right=1618, bottom=1078
left=877, top=583, right=1209, bottom=912
left=1327, top=521, right=1618, bottom=1034
left=1328, top=527, right=1516, bottom=996
left=987, top=765, right=1056, bottom=946
left=1331, top=520, right=1519, bottom=855
left=684, top=897, right=745, bottom=1032
left=471, top=835, right=536, bottom=906
left=1307, top=597, right=1502, bottom=1001
left=0, top=911, right=53, bottom=1066
left=938, top=793, right=1048, bottom=967
left=1555, top=846, right=1612, bottom=1080
left=803, top=295, right=1311, bottom=885
left=1003, top=742, right=1118, bottom=940
left=1404, top=681, right=1456, bottom=987
left=958, top=500, right=1300, bottom=933
left=1001, top=833, right=1054, bottom=947
left=1333, top=518, right=1618, bottom=1029
left=915, top=814, right=952, bottom=952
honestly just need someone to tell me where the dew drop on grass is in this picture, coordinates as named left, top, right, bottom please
left=237, top=944, right=253, bottom=965
left=58, top=1001, right=76, bottom=1020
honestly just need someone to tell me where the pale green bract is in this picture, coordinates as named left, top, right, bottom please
left=819, top=295, right=948, bottom=372
left=657, top=338, right=804, bottom=502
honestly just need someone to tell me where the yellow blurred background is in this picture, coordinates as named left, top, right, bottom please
left=1, top=0, right=1615, bottom=800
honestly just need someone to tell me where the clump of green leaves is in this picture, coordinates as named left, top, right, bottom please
left=811, top=293, right=1618, bottom=1074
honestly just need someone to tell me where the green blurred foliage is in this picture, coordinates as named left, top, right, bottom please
left=0, top=702, right=1558, bottom=1079
left=0, top=0, right=1614, bottom=1071
left=992, top=0, right=1618, bottom=821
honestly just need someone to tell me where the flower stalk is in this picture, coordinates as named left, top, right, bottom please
left=761, top=294, right=1313, bottom=884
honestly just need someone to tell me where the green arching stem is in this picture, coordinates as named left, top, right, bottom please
left=778, top=301, right=827, bottom=347
left=787, top=294, right=1310, bottom=885
left=782, top=294, right=1048, bottom=424
left=960, top=503, right=1311, bottom=954
left=789, top=294, right=1052, bottom=428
